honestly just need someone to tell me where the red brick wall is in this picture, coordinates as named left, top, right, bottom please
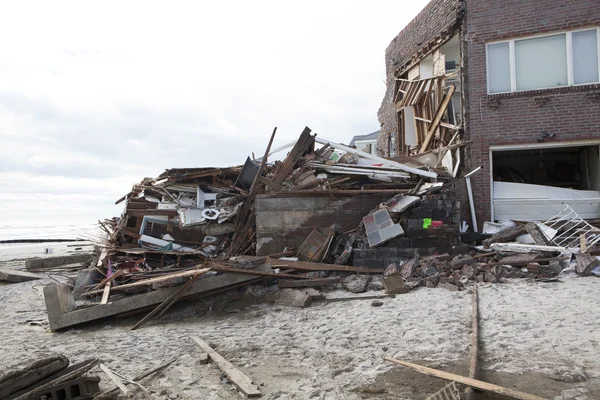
left=377, top=0, right=462, bottom=156
left=465, top=0, right=600, bottom=224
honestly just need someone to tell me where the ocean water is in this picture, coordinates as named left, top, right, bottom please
left=0, top=223, right=100, bottom=241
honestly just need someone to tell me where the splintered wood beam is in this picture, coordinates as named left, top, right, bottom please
left=266, top=258, right=381, bottom=274
left=229, top=127, right=277, bottom=256
left=84, top=268, right=211, bottom=296
left=419, top=84, right=456, bottom=153
left=210, top=263, right=313, bottom=279
left=190, top=336, right=261, bottom=398
left=100, top=282, right=111, bottom=304
left=384, top=357, right=547, bottom=400
left=271, top=127, right=314, bottom=185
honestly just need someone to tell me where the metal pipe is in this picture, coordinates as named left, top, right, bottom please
left=465, top=166, right=482, bottom=232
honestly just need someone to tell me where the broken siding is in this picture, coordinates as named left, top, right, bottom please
left=377, top=0, right=462, bottom=156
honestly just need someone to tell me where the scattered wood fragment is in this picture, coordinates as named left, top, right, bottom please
left=278, top=278, right=342, bottom=288
left=190, top=336, right=261, bottom=398
left=99, top=364, right=130, bottom=396
left=94, top=358, right=177, bottom=398
left=211, top=263, right=313, bottom=279
left=91, top=269, right=124, bottom=291
left=487, top=256, right=569, bottom=267
left=465, top=285, right=479, bottom=400
left=100, top=282, right=111, bottom=305
left=266, top=258, right=380, bottom=274
left=383, top=357, right=547, bottom=400
left=321, top=294, right=395, bottom=303
left=84, top=268, right=210, bottom=296
left=11, top=359, right=100, bottom=400
left=490, top=243, right=567, bottom=254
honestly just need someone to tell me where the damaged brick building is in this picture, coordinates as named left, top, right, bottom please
left=378, top=0, right=600, bottom=228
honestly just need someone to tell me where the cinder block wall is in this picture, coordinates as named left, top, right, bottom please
left=255, top=194, right=389, bottom=255
left=465, top=0, right=600, bottom=224
left=377, top=0, right=461, bottom=156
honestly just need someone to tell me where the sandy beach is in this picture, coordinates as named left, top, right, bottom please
left=0, top=267, right=598, bottom=399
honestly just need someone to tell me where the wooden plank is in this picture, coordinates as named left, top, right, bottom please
left=266, top=258, right=381, bottom=274
left=272, top=127, right=314, bottom=185
left=465, top=285, right=479, bottom=400
left=413, top=116, right=461, bottom=130
left=0, top=269, right=43, bottom=283
left=278, top=278, right=342, bottom=288
left=419, top=84, right=456, bottom=153
left=99, top=364, right=130, bottom=396
left=211, top=263, right=313, bottom=279
left=100, top=281, right=111, bottom=304
left=84, top=268, right=210, bottom=296
left=258, top=176, right=282, bottom=191
left=91, top=269, right=124, bottom=291
left=190, top=336, right=261, bottom=398
left=384, top=357, right=547, bottom=400
left=11, top=359, right=100, bottom=400
left=95, top=358, right=178, bottom=398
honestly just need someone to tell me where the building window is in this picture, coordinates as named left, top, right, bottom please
left=487, top=28, right=600, bottom=94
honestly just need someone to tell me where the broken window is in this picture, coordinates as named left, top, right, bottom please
left=486, top=28, right=600, bottom=93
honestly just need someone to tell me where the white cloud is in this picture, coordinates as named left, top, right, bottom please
left=0, top=0, right=428, bottom=227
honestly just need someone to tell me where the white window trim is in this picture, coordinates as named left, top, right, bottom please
left=486, top=27, right=600, bottom=94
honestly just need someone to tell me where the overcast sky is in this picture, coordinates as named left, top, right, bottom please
left=0, top=0, right=428, bottom=228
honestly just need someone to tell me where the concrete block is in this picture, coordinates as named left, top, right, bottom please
left=0, top=269, right=43, bottom=283
left=25, top=254, right=91, bottom=270
left=382, top=274, right=409, bottom=294
left=44, top=266, right=270, bottom=331
left=275, top=289, right=312, bottom=307
left=342, top=275, right=371, bottom=293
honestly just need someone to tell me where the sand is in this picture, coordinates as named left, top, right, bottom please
left=0, top=275, right=599, bottom=399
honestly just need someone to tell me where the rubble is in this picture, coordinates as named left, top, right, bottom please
left=28, top=127, right=599, bottom=332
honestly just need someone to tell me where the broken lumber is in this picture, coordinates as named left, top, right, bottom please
left=210, top=263, right=313, bottom=279
left=0, top=269, right=43, bottom=283
left=465, top=285, right=479, bottom=400
left=100, top=282, right=111, bottom=305
left=190, top=336, right=261, bottom=398
left=490, top=243, right=567, bottom=254
left=419, top=84, right=456, bottom=153
left=322, top=294, right=395, bottom=303
left=575, top=253, right=600, bottom=276
left=84, top=268, right=210, bottom=296
left=483, top=225, right=527, bottom=248
left=0, top=354, right=69, bottom=399
left=266, top=258, right=380, bottom=274
left=99, top=364, right=130, bottom=396
left=94, top=358, right=178, bottom=398
left=383, top=357, right=546, bottom=400
left=130, top=276, right=198, bottom=330
left=277, top=277, right=342, bottom=288
left=10, top=359, right=100, bottom=400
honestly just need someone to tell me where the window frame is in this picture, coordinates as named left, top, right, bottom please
left=486, top=27, right=600, bottom=94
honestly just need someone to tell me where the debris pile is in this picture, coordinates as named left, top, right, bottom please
left=34, top=127, right=600, bottom=332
